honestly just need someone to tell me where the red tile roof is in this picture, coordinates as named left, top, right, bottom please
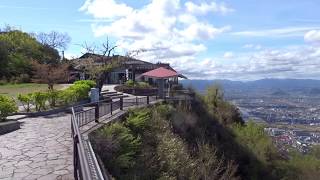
left=141, top=67, right=179, bottom=78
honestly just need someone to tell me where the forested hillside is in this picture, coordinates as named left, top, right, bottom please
left=91, top=86, right=320, bottom=180
left=0, top=26, right=69, bottom=84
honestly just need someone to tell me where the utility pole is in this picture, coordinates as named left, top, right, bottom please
left=62, top=50, right=65, bottom=60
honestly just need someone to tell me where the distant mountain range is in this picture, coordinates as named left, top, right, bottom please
left=180, top=79, right=320, bottom=96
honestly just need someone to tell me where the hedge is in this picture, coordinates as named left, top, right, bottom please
left=0, top=95, right=18, bottom=121
left=17, top=80, right=96, bottom=112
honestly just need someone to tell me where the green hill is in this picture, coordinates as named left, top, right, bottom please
left=90, top=86, right=320, bottom=180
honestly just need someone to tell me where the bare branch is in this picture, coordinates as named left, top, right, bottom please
left=36, top=31, right=71, bottom=50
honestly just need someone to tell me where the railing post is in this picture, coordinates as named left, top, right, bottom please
left=147, top=96, right=149, bottom=104
left=120, top=97, right=123, bottom=110
left=95, top=102, right=99, bottom=123
left=136, top=96, right=138, bottom=106
left=110, top=101, right=113, bottom=115
left=73, top=135, right=79, bottom=180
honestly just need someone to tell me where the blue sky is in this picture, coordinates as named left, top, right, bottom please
left=1, top=0, right=320, bottom=80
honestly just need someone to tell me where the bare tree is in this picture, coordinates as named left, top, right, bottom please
left=36, top=31, right=71, bottom=50
left=80, top=38, right=118, bottom=92
left=31, top=60, right=69, bottom=90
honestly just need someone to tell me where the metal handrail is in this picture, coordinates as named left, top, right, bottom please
left=71, top=95, right=161, bottom=180
left=71, top=107, right=93, bottom=180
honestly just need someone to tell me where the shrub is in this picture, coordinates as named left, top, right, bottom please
left=137, top=82, right=151, bottom=88
left=32, top=92, right=49, bottom=111
left=59, top=82, right=92, bottom=105
left=95, top=123, right=141, bottom=176
left=125, top=80, right=151, bottom=89
left=16, top=74, right=30, bottom=83
left=0, top=95, right=17, bottom=121
left=47, top=90, right=60, bottom=107
left=232, top=121, right=278, bottom=164
left=68, top=84, right=91, bottom=100
left=17, top=93, right=33, bottom=112
left=59, top=89, right=77, bottom=105
left=125, top=80, right=135, bottom=87
left=125, top=108, right=151, bottom=134
left=74, top=80, right=96, bottom=88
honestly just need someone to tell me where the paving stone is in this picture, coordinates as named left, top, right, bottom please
left=12, top=172, right=31, bottom=178
left=0, top=169, right=14, bottom=179
left=53, top=169, right=69, bottom=175
left=38, top=173, right=59, bottom=180
left=15, top=160, right=32, bottom=167
left=32, top=167, right=53, bottom=176
left=0, top=113, right=74, bottom=179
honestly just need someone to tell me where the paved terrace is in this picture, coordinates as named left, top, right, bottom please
left=0, top=85, right=165, bottom=180
left=0, top=113, right=73, bottom=180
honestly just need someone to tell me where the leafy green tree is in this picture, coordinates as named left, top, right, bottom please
left=203, top=85, right=243, bottom=125
left=0, top=27, right=64, bottom=81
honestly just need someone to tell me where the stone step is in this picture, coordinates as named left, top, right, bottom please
left=110, top=95, right=129, bottom=99
left=105, top=93, right=123, bottom=97
left=101, top=91, right=118, bottom=95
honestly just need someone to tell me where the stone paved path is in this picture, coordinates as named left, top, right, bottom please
left=0, top=113, right=73, bottom=180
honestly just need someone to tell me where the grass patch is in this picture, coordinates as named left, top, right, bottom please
left=0, top=83, right=66, bottom=98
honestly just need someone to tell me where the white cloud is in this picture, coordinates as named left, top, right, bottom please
left=180, top=23, right=231, bottom=41
left=232, top=27, right=320, bottom=37
left=304, top=30, right=320, bottom=43
left=78, top=1, right=320, bottom=80
left=243, top=44, right=262, bottom=50
left=178, top=45, right=320, bottom=80
left=64, top=52, right=78, bottom=59
left=79, top=0, right=133, bottom=19
left=180, top=23, right=231, bottom=40
left=223, top=52, right=234, bottom=59
left=185, top=1, right=234, bottom=15
left=80, top=0, right=231, bottom=64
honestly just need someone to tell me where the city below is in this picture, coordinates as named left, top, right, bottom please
left=227, top=93, right=320, bottom=154
left=182, top=79, right=320, bottom=154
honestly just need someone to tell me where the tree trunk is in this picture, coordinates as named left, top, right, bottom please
left=96, top=72, right=107, bottom=93
left=48, top=83, right=54, bottom=91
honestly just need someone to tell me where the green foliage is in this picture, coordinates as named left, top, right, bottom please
left=74, top=80, right=96, bottom=88
left=96, top=123, right=141, bottom=176
left=202, top=85, right=243, bottom=125
left=0, top=95, right=17, bottom=121
left=125, top=108, right=151, bottom=134
left=155, top=104, right=173, bottom=118
left=59, top=81, right=92, bottom=105
left=91, top=89, right=320, bottom=180
left=124, top=80, right=151, bottom=89
left=125, top=79, right=135, bottom=87
left=0, top=28, right=61, bottom=81
left=17, top=93, right=33, bottom=112
left=60, top=83, right=90, bottom=105
left=59, top=89, right=77, bottom=105
left=32, top=92, right=48, bottom=111
left=274, top=152, right=320, bottom=180
left=310, top=145, right=320, bottom=159
left=137, top=82, right=151, bottom=88
left=47, top=90, right=60, bottom=107
left=195, top=142, right=238, bottom=180
left=156, top=130, right=196, bottom=179
left=92, top=104, right=239, bottom=179
left=68, top=84, right=91, bottom=100
left=232, top=121, right=278, bottom=164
